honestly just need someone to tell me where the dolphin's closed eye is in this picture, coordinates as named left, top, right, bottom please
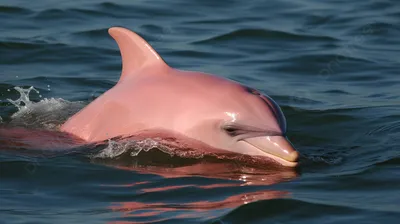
left=223, top=125, right=245, bottom=137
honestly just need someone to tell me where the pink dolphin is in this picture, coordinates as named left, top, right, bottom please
left=60, top=27, right=299, bottom=167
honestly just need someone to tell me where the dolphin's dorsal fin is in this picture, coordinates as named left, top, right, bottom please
left=108, top=27, right=167, bottom=82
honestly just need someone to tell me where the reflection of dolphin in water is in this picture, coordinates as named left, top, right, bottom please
left=1, top=27, right=299, bottom=167
left=94, top=154, right=298, bottom=221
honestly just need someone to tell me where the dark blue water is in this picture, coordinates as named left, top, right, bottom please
left=1, top=0, right=399, bottom=223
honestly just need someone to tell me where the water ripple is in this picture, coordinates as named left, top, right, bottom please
left=1, top=0, right=399, bottom=223
left=193, top=28, right=338, bottom=45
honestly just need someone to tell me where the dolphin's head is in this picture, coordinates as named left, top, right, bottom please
left=221, top=87, right=298, bottom=167
left=180, top=78, right=299, bottom=167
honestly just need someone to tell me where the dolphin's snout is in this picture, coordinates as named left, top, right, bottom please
left=243, top=135, right=299, bottom=167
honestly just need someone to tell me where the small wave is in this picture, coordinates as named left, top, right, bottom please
left=301, top=15, right=334, bottom=31
left=273, top=53, right=375, bottom=67
left=303, top=154, right=344, bottom=166
left=32, top=8, right=67, bottom=20
left=184, top=16, right=259, bottom=25
left=0, top=41, right=45, bottom=50
left=68, top=8, right=112, bottom=18
left=366, top=121, right=400, bottom=136
left=375, top=157, right=400, bottom=167
left=0, top=5, right=33, bottom=15
left=96, top=2, right=195, bottom=18
left=349, top=21, right=397, bottom=36
left=219, top=198, right=360, bottom=221
left=322, top=89, right=351, bottom=95
left=193, top=28, right=338, bottom=45
left=30, top=4, right=140, bottom=21
left=71, top=28, right=109, bottom=40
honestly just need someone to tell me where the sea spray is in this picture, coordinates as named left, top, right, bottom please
left=93, top=138, right=161, bottom=159
left=6, top=86, right=85, bottom=130
left=7, top=86, right=39, bottom=111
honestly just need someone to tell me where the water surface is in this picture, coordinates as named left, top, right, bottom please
left=1, top=0, right=399, bottom=223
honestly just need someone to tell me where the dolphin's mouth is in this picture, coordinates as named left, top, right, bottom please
left=241, top=136, right=299, bottom=167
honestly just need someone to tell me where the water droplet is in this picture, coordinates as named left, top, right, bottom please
left=7, top=86, right=40, bottom=110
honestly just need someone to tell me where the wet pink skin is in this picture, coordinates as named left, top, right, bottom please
left=60, top=27, right=299, bottom=167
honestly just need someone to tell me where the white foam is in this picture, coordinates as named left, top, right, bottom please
left=7, top=86, right=85, bottom=130
left=93, top=138, right=161, bottom=158
left=7, top=86, right=39, bottom=111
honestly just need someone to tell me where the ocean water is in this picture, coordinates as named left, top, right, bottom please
left=1, top=0, right=399, bottom=223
